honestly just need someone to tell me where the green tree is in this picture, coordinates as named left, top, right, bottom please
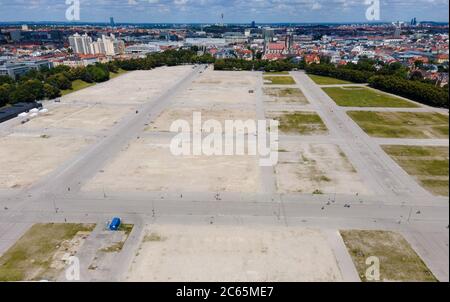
left=46, top=73, right=72, bottom=90
left=0, top=75, right=13, bottom=85
left=0, top=83, right=12, bottom=106
left=10, top=80, right=44, bottom=103
left=43, top=83, right=61, bottom=99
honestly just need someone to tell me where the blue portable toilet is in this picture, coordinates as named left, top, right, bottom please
left=109, top=217, right=121, bottom=231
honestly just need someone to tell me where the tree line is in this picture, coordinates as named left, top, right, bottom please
left=0, top=63, right=113, bottom=107
left=305, top=58, right=449, bottom=108
left=213, top=58, right=305, bottom=72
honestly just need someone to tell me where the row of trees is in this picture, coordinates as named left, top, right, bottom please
left=117, top=49, right=215, bottom=71
left=0, top=62, right=116, bottom=107
left=305, top=63, right=375, bottom=83
left=369, top=75, right=449, bottom=108
left=213, top=58, right=305, bottom=72
left=305, top=60, right=448, bottom=108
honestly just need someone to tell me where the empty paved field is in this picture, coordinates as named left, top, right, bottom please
left=84, top=70, right=261, bottom=194
left=126, top=225, right=343, bottom=282
left=275, top=142, right=369, bottom=195
left=62, top=66, right=193, bottom=105
left=348, top=111, right=449, bottom=138
left=383, top=146, right=449, bottom=196
left=148, top=107, right=257, bottom=133
left=0, top=133, right=92, bottom=189
left=323, top=86, right=418, bottom=108
left=15, top=104, right=135, bottom=132
left=83, top=136, right=259, bottom=193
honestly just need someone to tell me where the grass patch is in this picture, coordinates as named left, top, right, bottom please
left=100, top=224, right=134, bottom=254
left=109, top=68, right=128, bottom=79
left=323, top=87, right=418, bottom=108
left=0, top=223, right=95, bottom=281
left=100, top=242, right=125, bottom=253
left=118, top=224, right=134, bottom=236
left=383, top=145, right=449, bottom=196
left=348, top=111, right=449, bottom=138
left=382, top=145, right=449, bottom=157
left=264, top=71, right=289, bottom=75
left=143, top=232, right=166, bottom=243
left=308, top=74, right=353, bottom=85
left=264, top=76, right=296, bottom=85
left=263, top=87, right=309, bottom=104
left=341, top=230, right=437, bottom=282
left=61, top=79, right=95, bottom=96
left=420, top=179, right=449, bottom=196
left=274, top=111, right=327, bottom=135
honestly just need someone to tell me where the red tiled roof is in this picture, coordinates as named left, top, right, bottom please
left=267, top=43, right=285, bottom=51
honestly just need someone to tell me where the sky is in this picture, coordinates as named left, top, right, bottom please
left=0, top=0, right=448, bottom=24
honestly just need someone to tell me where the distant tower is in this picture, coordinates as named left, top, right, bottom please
left=251, top=21, right=256, bottom=28
left=221, top=13, right=224, bottom=26
left=285, top=34, right=293, bottom=52
left=110, top=17, right=115, bottom=27
left=392, top=21, right=402, bottom=38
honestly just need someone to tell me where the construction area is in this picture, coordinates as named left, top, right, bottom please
left=0, top=66, right=448, bottom=282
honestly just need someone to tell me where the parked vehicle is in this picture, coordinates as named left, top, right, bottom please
left=109, top=217, right=121, bottom=231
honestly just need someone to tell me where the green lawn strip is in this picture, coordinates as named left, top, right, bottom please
left=382, top=145, right=449, bottom=157
left=264, top=71, right=289, bottom=75
left=264, top=76, right=296, bottom=85
left=0, top=223, right=95, bottom=281
left=61, top=79, right=96, bottom=96
left=109, top=68, right=129, bottom=79
left=263, top=87, right=309, bottom=104
left=308, top=74, right=353, bottom=85
left=419, top=179, right=449, bottom=196
left=382, top=145, right=449, bottom=196
left=323, top=86, right=418, bottom=108
left=274, top=111, right=327, bottom=134
left=340, top=230, right=437, bottom=282
left=348, top=111, right=449, bottom=138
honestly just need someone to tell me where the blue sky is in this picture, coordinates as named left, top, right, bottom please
left=0, top=0, right=448, bottom=23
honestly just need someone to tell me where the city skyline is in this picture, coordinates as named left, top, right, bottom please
left=0, top=0, right=449, bottom=23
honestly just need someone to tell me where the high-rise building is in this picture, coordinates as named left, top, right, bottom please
left=68, top=33, right=93, bottom=54
left=251, top=21, right=256, bottom=28
left=69, top=33, right=123, bottom=56
left=110, top=17, right=115, bottom=27
left=263, top=28, right=274, bottom=43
